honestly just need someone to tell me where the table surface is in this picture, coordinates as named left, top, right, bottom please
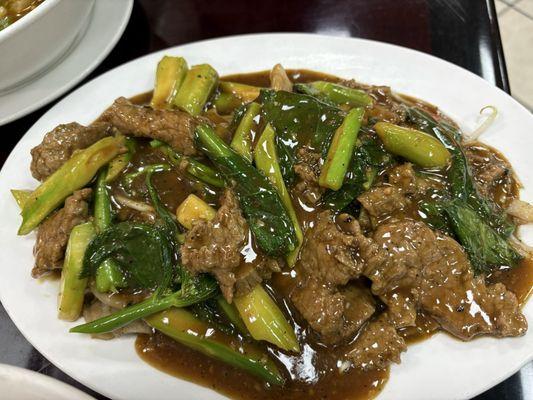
left=0, top=0, right=530, bottom=399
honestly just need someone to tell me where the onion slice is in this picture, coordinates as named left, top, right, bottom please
left=507, top=199, right=533, bottom=224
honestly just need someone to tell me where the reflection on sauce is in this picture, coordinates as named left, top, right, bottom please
left=131, top=70, right=533, bottom=400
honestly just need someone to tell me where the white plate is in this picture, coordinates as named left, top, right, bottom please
left=0, top=364, right=95, bottom=400
left=0, top=0, right=133, bottom=126
left=0, top=33, right=532, bottom=400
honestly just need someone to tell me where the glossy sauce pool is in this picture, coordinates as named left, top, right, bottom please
left=132, top=70, right=533, bottom=400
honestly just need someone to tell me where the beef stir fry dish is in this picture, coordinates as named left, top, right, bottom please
left=14, top=57, right=533, bottom=399
left=0, top=0, right=44, bottom=30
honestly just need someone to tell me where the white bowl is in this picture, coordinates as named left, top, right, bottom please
left=0, top=0, right=94, bottom=93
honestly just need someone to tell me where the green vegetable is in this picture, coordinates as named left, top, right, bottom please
left=19, top=136, right=126, bottom=235
left=319, top=107, right=364, bottom=190
left=11, top=189, right=31, bottom=210
left=254, top=124, right=303, bottom=267
left=122, top=163, right=169, bottom=190
left=295, top=81, right=373, bottom=107
left=406, top=107, right=515, bottom=237
left=151, top=56, right=188, bottom=109
left=152, top=140, right=225, bottom=187
left=444, top=201, right=522, bottom=273
left=195, top=124, right=297, bottom=256
left=106, top=138, right=136, bottom=183
left=216, top=295, right=248, bottom=335
left=322, top=128, right=391, bottom=211
left=146, top=308, right=284, bottom=385
left=81, top=222, right=174, bottom=289
left=94, top=168, right=126, bottom=293
left=234, top=285, right=300, bottom=352
left=219, top=81, right=262, bottom=103
left=58, top=222, right=95, bottom=321
left=374, top=122, right=451, bottom=168
left=213, top=92, right=244, bottom=114
left=70, top=274, right=218, bottom=334
left=259, top=89, right=344, bottom=185
left=174, top=64, right=219, bottom=116
left=231, top=102, right=261, bottom=162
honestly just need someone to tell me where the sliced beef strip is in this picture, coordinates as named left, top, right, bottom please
left=32, top=188, right=92, bottom=278
left=290, top=211, right=376, bottom=345
left=181, top=190, right=279, bottom=302
left=364, top=219, right=527, bottom=339
left=358, top=185, right=410, bottom=222
left=96, top=97, right=201, bottom=156
left=344, top=314, right=407, bottom=370
left=30, top=122, right=113, bottom=181
left=293, top=147, right=324, bottom=206
left=292, top=278, right=375, bottom=345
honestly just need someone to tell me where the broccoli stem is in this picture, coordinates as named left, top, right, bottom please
left=19, top=136, right=127, bottom=235
left=58, top=222, right=95, bottom=321
left=93, top=168, right=127, bottom=293
left=11, top=189, right=31, bottom=209
left=173, top=64, right=219, bottom=116
left=213, top=92, right=244, bottom=114
left=151, top=56, right=188, bottom=109
left=295, top=81, right=373, bottom=107
left=70, top=278, right=218, bottom=334
left=254, top=123, right=303, bottom=267
left=216, top=295, right=248, bottom=335
left=231, top=102, right=261, bottom=162
left=105, top=137, right=137, bottom=183
left=219, top=81, right=262, bottom=103
left=145, top=308, right=284, bottom=385
left=374, top=122, right=451, bottom=168
left=234, top=285, right=300, bottom=353
left=195, top=124, right=297, bottom=257
left=319, top=107, right=365, bottom=190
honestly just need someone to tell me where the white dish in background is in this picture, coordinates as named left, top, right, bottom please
left=0, top=0, right=133, bottom=126
left=0, top=364, right=95, bottom=400
left=0, top=33, right=532, bottom=400
left=0, top=0, right=94, bottom=92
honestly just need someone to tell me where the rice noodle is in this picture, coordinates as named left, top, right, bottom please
left=465, top=106, right=498, bottom=143
left=507, top=199, right=533, bottom=224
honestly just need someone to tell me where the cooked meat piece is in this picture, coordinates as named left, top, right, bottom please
left=30, top=122, right=113, bottom=181
left=270, top=63, right=293, bottom=92
left=97, top=97, right=200, bottom=156
left=32, top=189, right=92, bottom=277
left=290, top=212, right=376, bottom=344
left=358, top=185, right=410, bottom=222
left=181, top=190, right=278, bottom=302
left=293, top=147, right=324, bottom=206
left=292, top=278, right=375, bottom=345
left=83, top=300, right=151, bottom=340
left=298, top=211, right=370, bottom=286
left=345, top=314, right=406, bottom=370
left=386, top=163, right=439, bottom=195
left=364, top=219, right=527, bottom=340
left=380, top=290, right=417, bottom=329
left=465, top=143, right=515, bottom=207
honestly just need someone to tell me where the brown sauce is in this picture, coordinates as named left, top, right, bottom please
left=128, top=70, right=533, bottom=400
